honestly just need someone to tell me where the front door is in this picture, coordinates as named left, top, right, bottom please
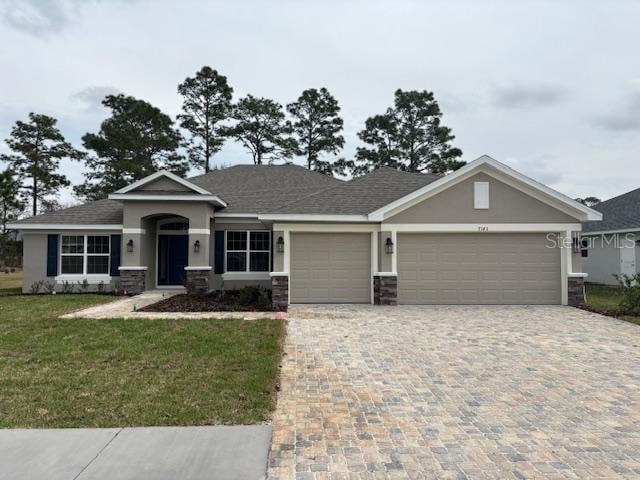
left=158, top=235, right=189, bottom=286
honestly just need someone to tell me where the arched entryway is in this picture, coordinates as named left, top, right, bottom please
left=156, top=217, right=189, bottom=287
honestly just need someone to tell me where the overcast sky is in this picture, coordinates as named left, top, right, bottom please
left=1, top=0, right=639, bottom=204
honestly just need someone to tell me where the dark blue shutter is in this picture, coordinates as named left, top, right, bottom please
left=214, top=230, right=224, bottom=274
left=46, top=234, right=58, bottom=277
left=110, top=235, right=121, bottom=276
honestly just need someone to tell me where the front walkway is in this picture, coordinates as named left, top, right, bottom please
left=0, top=426, right=271, bottom=480
left=268, top=305, right=640, bottom=479
left=61, top=291, right=280, bottom=319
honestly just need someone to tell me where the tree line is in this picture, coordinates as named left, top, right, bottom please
left=0, top=65, right=465, bottom=233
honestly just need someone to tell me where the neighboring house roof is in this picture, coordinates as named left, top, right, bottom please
left=582, top=187, right=640, bottom=234
left=13, top=199, right=123, bottom=226
left=264, top=167, right=441, bottom=215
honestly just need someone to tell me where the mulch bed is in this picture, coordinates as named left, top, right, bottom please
left=140, top=290, right=274, bottom=312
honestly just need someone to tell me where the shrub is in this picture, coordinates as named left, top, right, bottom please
left=257, top=288, right=272, bottom=310
left=238, top=285, right=261, bottom=306
left=97, top=281, right=105, bottom=294
left=77, top=279, right=90, bottom=293
left=29, top=280, right=45, bottom=294
left=614, top=273, right=640, bottom=315
left=61, top=281, right=74, bottom=294
left=43, top=281, right=56, bottom=294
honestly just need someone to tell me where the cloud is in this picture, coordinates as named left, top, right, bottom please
left=70, top=86, right=120, bottom=112
left=504, top=154, right=563, bottom=187
left=593, top=90, right=640, bottom=131
left=492, top=83, right=568, bottom=109
left=1, top=0, right=124, bottom=36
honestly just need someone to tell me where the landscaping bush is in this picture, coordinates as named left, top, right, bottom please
left=614, top=273, right=640, bottom=315
left=238, top=285, right=261, bottom=306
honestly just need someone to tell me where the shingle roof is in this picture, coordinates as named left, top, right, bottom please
left=188, top=164, right=342, bottom=214
left=267, top=167, right=441, bottom=215
left=11, top=165, right=443, bottom=225
left=583, top=187, right=640, bottom=233
left=11, top=164, right=342, bottom=225
left=15, top=199, right=123, bottom=225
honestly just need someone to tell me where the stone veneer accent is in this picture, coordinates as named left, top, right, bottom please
left=374, top=275, right=398, bottom=305
left=119, top=269, right=146, bottom=295
left=271, top=275, right=288, bottom=311
left=186, top=269, right=210, bottom=295
left=568, top=276, right=586, bottom=307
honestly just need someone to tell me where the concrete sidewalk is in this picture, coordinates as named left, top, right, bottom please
left=0, top=425, right=271, bottom=480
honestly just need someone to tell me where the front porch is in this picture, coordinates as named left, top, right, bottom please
left=118, top=203, right=214, bottom=295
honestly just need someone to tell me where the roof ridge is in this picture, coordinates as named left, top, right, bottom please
left=599, top=186, right=640, bottom=204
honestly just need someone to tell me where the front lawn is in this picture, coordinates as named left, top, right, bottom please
left=0, top=294, right=283, bottom=428
left=585, top=283, right=640, bottom=325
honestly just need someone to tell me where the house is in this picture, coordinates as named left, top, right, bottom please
left=8, top=155, right=601, bottom=307
left=581, top=188, right=640, bottom=285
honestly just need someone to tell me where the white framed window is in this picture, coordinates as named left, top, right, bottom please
left=60, top=235, right=110, bottom=275
left=225, top=231, right=270, bottom=273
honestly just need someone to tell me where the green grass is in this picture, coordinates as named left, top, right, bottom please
left=0, top=294, right=284, bottom=428
left=0, top=270, right=22, bottom=291
left=585, top=283, right=640, bottom=326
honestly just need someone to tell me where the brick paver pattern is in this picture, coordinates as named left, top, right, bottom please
left=267, top=305, right=640, bottom=480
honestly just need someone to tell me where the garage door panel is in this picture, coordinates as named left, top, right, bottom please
left=398, top=233, right=561, bottom=305
left=291, top=233, right=371, bottom=303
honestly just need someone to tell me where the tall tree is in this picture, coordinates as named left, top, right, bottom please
left=352, top=89, right=464, bottom=175
left=75, top=94, right=187, bottom=200
left=287, top=88, right=344, bottom=174
left=575, top=196, right=601, bottom=207
left=0, top=113, right=82, bottom=216
left=0, top=168, right=24, bottom=236
left=223, top=95, right=295, bottom=165
left=178, top=66, right=233, bottom=173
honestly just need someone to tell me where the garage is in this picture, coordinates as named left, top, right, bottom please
left=397, top=233, right=561, bottom=304
left=290, top=233, right=371, bottom=303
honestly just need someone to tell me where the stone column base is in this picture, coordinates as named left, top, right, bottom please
left=186, top=269, right=210, bottom=295
left=271, top=275, right=288, bottom=311
left=119, top=268, right=146, bottom=295
left=568, top=276, right=586, bottom=307
left=374, top=275, right=398, bottom=305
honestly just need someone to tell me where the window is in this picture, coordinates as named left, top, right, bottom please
left=61, top=235, right=110, bottom=275
left=226, top=231, right=270, bottom=272
left=159, top=221, right=188, bottom=231
left=580, top=238, right=589, bottom=258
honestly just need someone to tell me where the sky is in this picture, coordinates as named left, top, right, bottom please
left=1, top=0, right=639, bottom=205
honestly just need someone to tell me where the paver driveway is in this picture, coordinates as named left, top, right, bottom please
left=268, top=305, right=640, bottom=480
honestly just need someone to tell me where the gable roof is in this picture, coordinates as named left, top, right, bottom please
left=582, top=187, right=640, bottom=234
left=114, top=170, right=212, bottom=195
left=367, top=155, right=602, bottom=222
left=260, top=167, right=441, bottom=217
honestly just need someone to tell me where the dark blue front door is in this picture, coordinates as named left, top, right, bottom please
left=158, top=235, right=188, bottom=286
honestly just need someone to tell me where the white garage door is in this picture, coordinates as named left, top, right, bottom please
left=398, top=233, right=561, bottom=304
left=290, top=233, right=371, bottom=303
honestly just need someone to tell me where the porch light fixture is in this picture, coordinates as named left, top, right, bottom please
left=385, top=237, right=394, bottom=254
left=193, top=240, right=201, bottom=253
left=126, top=239, right=134, bottom=253
left=276, top=236, right=285, bottom=253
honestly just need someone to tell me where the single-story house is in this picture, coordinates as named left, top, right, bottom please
left=581, top=187, right=640, bottom=285
left=8, top=155, right=602, bottom=307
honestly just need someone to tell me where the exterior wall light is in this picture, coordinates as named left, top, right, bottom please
left=126, top=239, right=134, bottom=253
left=385, top=237, right=394, bottom=254
left=276, top=236, right=285, bottom=253
left=193, top=240, right=201, bottom=253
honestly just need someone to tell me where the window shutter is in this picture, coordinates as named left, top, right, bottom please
left=110, top=235, right=121, bottom=277
left=214, top=230, right=224, bottom=274
left=46, top=234, right=59, bottom=277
